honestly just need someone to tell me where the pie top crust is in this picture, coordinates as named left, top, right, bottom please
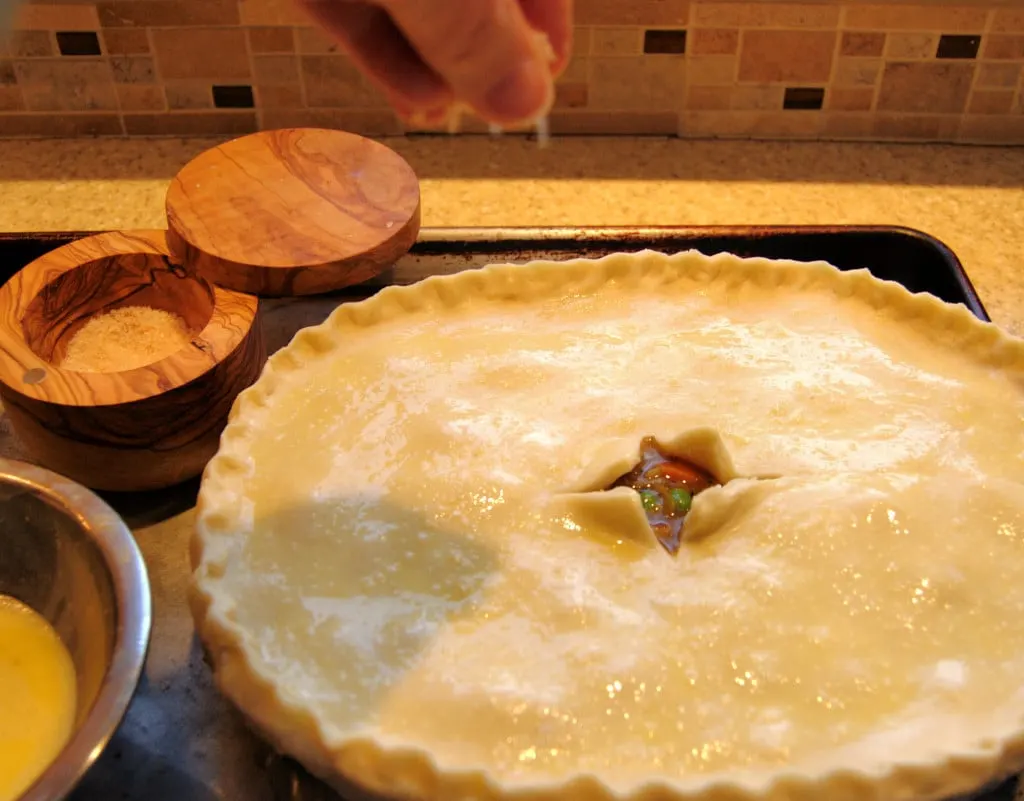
left=190, top=250, right=1024, bottom=801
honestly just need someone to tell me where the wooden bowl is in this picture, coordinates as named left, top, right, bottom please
left=0, top=230, right=264, bottom=492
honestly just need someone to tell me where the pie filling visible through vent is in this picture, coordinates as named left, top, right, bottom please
left=609, top=437, right=721, bottom=554
left=191, top=251, right=1024, bottom=801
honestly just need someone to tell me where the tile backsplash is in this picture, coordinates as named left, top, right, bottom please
left=1, top=0, right=1023, bottom=143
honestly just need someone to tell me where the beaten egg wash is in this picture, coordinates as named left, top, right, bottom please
left=0, top=595, right=77, bottom=801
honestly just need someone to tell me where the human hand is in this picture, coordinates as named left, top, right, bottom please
left=296, top=0, right=573, bottom=127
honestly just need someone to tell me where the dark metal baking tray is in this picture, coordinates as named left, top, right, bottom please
left=0, top=225, right=990, bottom=321
left=0, top=226, right=1011, bottom=801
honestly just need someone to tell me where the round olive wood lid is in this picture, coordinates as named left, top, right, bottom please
left=165, top=128, right=421, bottom=297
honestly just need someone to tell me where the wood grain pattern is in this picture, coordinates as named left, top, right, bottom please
left=0, top=230, right=265, bottom=492
left=165, top=127, right=422, bottom=297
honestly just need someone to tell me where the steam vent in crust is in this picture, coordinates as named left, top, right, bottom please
left=191, top=251, right=1024, bottom=801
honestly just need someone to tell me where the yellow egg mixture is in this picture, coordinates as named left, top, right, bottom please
left=0, top=595, right=77, bottom=801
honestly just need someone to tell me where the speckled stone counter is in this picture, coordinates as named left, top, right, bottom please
left=0, top=135, right=1022, bottom=334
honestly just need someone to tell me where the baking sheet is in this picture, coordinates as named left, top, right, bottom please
left=0, top=226, right=1013, bottom=801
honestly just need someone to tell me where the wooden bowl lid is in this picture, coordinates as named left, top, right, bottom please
left=165, top=128, right=421, bottom=297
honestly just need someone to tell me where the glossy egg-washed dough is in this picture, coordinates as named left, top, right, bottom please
left=192, top=251, right=1024, bottom=801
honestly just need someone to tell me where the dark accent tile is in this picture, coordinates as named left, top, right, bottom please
left=56, top=31, right=102, bottom=56
left=643, top=29, right=687, bottom=55
left=0, top=60, right=15, bottom=84
left=936, top=34, right=981, bottom=59
left=213, top=84, right=255, bottom=108
left=783, top=87, right=825, bottom=110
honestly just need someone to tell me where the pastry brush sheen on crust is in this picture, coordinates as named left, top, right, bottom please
left=192, top=250, right=1024, bottom=801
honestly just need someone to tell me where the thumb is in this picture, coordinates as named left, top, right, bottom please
left=382, top=0, right=555, bottom=125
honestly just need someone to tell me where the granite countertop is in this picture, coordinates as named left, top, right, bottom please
left=0, top=136, right=1021, bottom=335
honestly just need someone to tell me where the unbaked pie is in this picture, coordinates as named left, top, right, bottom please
left=191, top=250, right=1024, bottom=801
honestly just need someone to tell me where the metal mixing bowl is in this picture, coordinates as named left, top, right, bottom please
left=0, top=457, right=151, bottom=801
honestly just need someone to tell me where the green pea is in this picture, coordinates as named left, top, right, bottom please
left=639, top=489, right=662, bottom=513
left=669, top=487, right=692, bottom=514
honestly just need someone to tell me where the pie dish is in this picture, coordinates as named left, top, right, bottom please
left=190, top=250, right=1024, bottom=801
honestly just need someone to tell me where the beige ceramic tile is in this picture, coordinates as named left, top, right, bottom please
left=165, top=81, right=212, bottom=108
left=983, top=35, right=1024, bottom=60
left=97, top=0, right=238, bottom=27
left=738, top=31, right=836, bottom=82
left=833, top=57, right=882, bottom=86
left=828, top=87, right=874, bottom=111
left=958, top=114, right=1024, bottom=143
left=256, top=84, right=303, bottom=108
left=687, top=54, right=736, bottom=84
left=14, top=3, right=98, bottom=30
left=680, top=110, right=752, bottom=137
left=124, top=111, right=257, bottom=135
left=968, top=89, right=1015, bottom=114
left=0, top=86, right=24, bottom=111
left=844, top=5, right=988, bottom=32
left=0, top=112, right=121, bottom=136
left=239, top=0, right=309, bottom=26
left=686, top=84, right=731, bottom=109
left=559, top=52, right=590, bottom=84
left=572, top=27, right=592, bottom=57
left=589, top=55, right=685, bottom=109
left=872, top=113, right=960, bottom=140
left=102, top=28, right=149, bottom=54
left=116, top=83, right=165, bottom=110
left=254, top=54, right=298, bottom=84
left=296, top=26, right=340, bottom=54
left=554, top=83, right=588, bottom=108
left=260, top=108, right=402, bottom=135
left=576, top=0, right=688, bottom=26
left=152, top=28, right=250, bottom=79
left=591, top=27, right=641, bottom=56
left=975, top=62, right=1022, bottom=88
left=821, top=112, right=874, bottom=138
left=110, top=55, right=155, bottom=83
left=248, top=26, right=295, bottom=53
left=7, top=31, right=53, bottom=58
left=689, top=28, right=738, bottom=55
left=682, top=110, right=824, bottom=139
left=693, top=3, right=838, bottom=28
left=991, top=10, right=1024, bottom=33
left=301, top=55, right=388, bottom=107
left=731, top=83, right=782, bottom=110
left=15, top=58, right=117, bottom=110
left=884, top=33, right=938, bottom=59
left=877, top=61, right=974, bottom=113
left=748, top=110, right=824, bottom=137
left=551, top=110, right=678, bottom=134
left=841, top=31, right=885, bottom=57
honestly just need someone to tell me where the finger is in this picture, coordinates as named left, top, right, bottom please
left=518, top=0, right=574, bottom=75
left=296, top=0, right=454, bottom=112
left=383, top=0, right=555, bottom=125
